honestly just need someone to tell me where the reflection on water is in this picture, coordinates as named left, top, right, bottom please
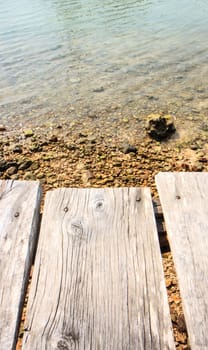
left=0, top=0, right=208, bottom=132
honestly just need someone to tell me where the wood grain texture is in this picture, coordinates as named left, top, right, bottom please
left=0, top=180, right=41, bottom=350
left=156, top=172, right=208, bottom=350
left=23, top=187, right=174, bottom=350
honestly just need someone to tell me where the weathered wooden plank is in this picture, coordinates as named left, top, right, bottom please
left=156, top=172, right=208, bottom=350
left=0, top=180, right=41, bottom=350
left=23, top=187, right=174, bottom=350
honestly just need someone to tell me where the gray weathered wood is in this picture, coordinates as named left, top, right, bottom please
left=156, top=172, right=208, bottom=350
left=23, top=187, right=174, bottom=349
left=0, top=180, right=41, bottom=350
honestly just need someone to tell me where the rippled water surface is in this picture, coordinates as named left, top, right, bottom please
left=0, top=0, right=208, bottom=131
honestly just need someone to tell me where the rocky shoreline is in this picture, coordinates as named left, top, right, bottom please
left=1, top=118, right=207, bottom=350
left=1, top=117, right=207, bottom=195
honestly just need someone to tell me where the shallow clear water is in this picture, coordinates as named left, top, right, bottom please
left=0, top=0, right=208, bottom=131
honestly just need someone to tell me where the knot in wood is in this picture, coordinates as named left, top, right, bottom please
left=95, top=199, right=104, bottom=211
left=71, top=221, right=83, bottom=238
left=57, top=333, right=78, bottom=349
left=57, top=339, right=70, bottom=350
left=96, top=201, right=103, bottom=209
left=135, top=189, right=141, bottom=202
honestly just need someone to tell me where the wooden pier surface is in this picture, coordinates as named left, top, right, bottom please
left=0, top=180, right=41, bottom=350
left=0, top=173, right=208, bottom=349
left=156, top=172, right=208, bottom=350
left=22, top=187, right=174, bottom=349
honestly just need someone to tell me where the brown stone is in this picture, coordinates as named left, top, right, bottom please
left=145, top=113, right=176, bottom=140
left=6, top=166, right=17, bottom=176
left=177, top=313, right=187, bottom=332
left=0, top=125, right=7, bottom=132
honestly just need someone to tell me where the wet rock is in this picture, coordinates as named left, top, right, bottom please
left=87, top=135, right=97, bottom=144
left=196, top=87, right=205, bottom=93
left=6, top=166, right=18, bottom=176
left=42, top=154, right=53, bottom=161
left=23, top=172, right=36, bottom=180
left=145, top=114, right=176, bottom=141
left=175, top=75, right=184, bottom=81
left=0, top=125, right=7, bottom=132
left=200, top=122, right=208, bottom=132
left=66, top=143, right=77, bottom=151
left=146, top=95, right=158, bottom=101
left=78, top=132, right=87, bottom=137
left=30, top=161, right=40, bottom=171
left=76, top=137, right=86, bottom=145
left=18, top=160, right=32, bottom=170
left=8, top=161, right=18, bottom=168
left=190, top=144, right=198, bottom=150
left=198, top=154, right=208, bottom=163
left=49, top=135, right=58, bottom=142
left=30, top=144, right=43, bottom=152
left=88, top=113, right=98, bottom=119
left=122, top=144, right=137, bottom=154
left=24, top=129, right=34, bottom=138
left=13, top=145, right=23, bottom=153
left=93, top=86, right=104, bottom=93
left=36, top=172, right=45, bottom=179
left=0, top=159, right=7, bottom=171
left=0, top=160, right=18, bottom=172
left=39, top=140, right=49, bottom=147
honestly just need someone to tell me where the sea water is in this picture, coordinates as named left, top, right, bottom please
left=0, top=0, right=207, bottom=132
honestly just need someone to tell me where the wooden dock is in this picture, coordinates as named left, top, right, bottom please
left=0, top=173, right=207, bottom=349
left=156, top=172, right=208, bottom=350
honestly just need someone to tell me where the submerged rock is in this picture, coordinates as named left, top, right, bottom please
left=49, top=135, right=58, bottom=142
left=13, top=145, right=23, bottom=153
left=145, top=114, right=176, bottom=141
left=122, top=143, right=137, bottom=154
left=200, top=122, right=208, bottom=132
left=92, top=86, right=104, bottom=93
left=24, top=129, right=34, bottom=138
left=0, top=125, right=7, bottom=132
